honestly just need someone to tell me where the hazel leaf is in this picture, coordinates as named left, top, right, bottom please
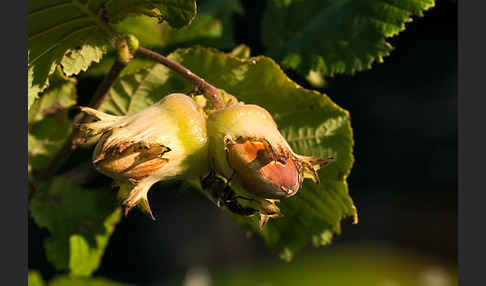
left=29, top=177, right=121, bottom=276
left=28, top=69, right=77, bottom=173
left=98, top=46, right=356, bottom=259
left=28, top=0, right=108, bottom=109
left=87, top=0, right=241, bottom=77
left=262, top=0, right=435, bottom=83
left=28, top=0, right=196, bottom=109
left=105, top=0, right=197, bottom=28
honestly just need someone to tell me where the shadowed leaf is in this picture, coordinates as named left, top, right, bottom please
left=30, top=177, right=121, bottom=276
left=262, top=0, right=435, bottom=84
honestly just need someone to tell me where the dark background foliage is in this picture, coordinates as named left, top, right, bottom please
left=29, top=0, right=457, bottom=284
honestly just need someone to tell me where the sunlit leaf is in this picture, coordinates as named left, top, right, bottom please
left=98, top=46, right=356, bottom=258
left=27, top=0, right=196, bottom=109
left=28, top=0, right=107, bottom=109
left=28, top=68, right=76, bottom=173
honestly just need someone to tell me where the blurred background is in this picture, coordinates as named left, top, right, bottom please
left=29, top=0, right=457, bottom=285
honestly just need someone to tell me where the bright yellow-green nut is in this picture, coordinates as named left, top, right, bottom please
left=79, top=93, right=209, bottom=218
left=207, top=103, right=333, bottom=229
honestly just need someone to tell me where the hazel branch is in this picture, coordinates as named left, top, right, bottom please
left=136, top=46, right=224, bottom=109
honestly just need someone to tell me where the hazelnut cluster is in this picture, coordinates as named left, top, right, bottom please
left=79, top=93, right=332, bottom=228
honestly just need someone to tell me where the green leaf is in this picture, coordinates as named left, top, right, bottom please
left=28, top=0, right=197, bottom=109
left=87, top=0, right=241, bottom=77
left=116, top=10, right=236, bottom=53
left=28, top=69, right=77, bottom=173
left=30, top=177, right=121, bottom=276
left=50, top=276, right=129, bottom=286
left=28, top=0, right=109, bottom=109
left=99, top=47, right=356, bottom=259
left=105, top=0, right=196, bottom=28
left=28, top=68, right=77, bottom=125
left=28, top=270, right=45, bottom=286
left=28, top=55, right=47, bottom=110
left=262, top=0, right=435, bottom=81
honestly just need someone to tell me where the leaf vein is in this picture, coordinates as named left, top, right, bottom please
left=128, top=67, right=158, bottom=113
left=28, top=2, right=74, bottom=17
left=29, top=25, right=98, bottom=66
left=28, top=16, right=93, bottom=40
left=109, top=93, right=127, bottom=115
